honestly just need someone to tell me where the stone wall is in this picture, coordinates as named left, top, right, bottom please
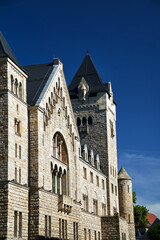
left=101, top=215, right=120, bottom=240
left=71, top=90, right=119, bottom=216
left=7, top=182, right=29, bottom=239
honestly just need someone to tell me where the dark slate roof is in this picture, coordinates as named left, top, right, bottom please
left=0, top=32, right=22, bottom=70
left=23, top=63, right=54, bottom=105
left=68, top=53, right=110, bottom=96
left=118, top=167, right=132, bottom=180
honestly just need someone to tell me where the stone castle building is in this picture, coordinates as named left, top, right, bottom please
left=0, top=32, right=135, bottom=240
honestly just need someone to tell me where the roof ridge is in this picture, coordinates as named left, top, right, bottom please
left=23, top=62, right=52, bottom=67
left=0, top=32, right=26, bottom=74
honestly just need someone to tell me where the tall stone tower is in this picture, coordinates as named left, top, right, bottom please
left=0, top=32, right=29, bottom=238
left=118, top=167, right=135, bottom=240
left=69, top=52, right=119, bottom=216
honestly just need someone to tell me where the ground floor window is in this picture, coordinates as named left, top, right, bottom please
left=95, top=230, right=97, bottom=240
left=73, top=222, right=78, bottom=240
left=45, top=215, right=51, bottom=237
left=59, top=218, right=67, bottom=240
left=98, top=231, right=100, bottom=240
left=14, top=211, right=22, bottom=238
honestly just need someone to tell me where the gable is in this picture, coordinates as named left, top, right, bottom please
left=26, top=59, right=79, bottom=139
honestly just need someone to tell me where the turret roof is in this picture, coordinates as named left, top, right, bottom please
left=0, top=32, right=20, bottom=66
left=118, top=166, right=132, bottom=180
left=68, top=52, right=110, bottom=96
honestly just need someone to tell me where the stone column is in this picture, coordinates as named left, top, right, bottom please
left=59, top=174, right=62, bottom=195
left=55, top=171, right=58, bottom=194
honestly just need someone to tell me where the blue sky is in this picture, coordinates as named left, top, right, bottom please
left=1, top=0, right=160, bottom=217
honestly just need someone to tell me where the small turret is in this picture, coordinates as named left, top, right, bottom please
left=95, top=154, right=100, bottom=170
left=81, top=144, right=88, bottom=161
left=118, top=167, right=135, bottom=240
left=88, top=150, right=94, bottom=165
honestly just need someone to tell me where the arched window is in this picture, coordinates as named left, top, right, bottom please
left=18, top=82, right=22, bottom=99
left=15, top=79, right=18, bottom=95
left=82, top=186, right=88, bottom=211
left=67, top=115, right=70, bottom=128
left=11, top=75, right=14, bottom=92
left=77, top=117, right=81, bottom=126
left=88, top=116, right=92, bottom=125
left=53, top=132, right=68, bottom=164
left=60, top=87, right=62, bottom=99
left=52, top=132, right=69, bottom=196
left=82, top=117, right=87, bottom=126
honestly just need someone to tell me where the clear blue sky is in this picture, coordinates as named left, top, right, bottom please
left=1, top=0, right=160, bottom=217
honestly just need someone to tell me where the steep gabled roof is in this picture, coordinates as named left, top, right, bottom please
left=23, top=63, right=55, bottom=105
left=68, top=52, right=109, bottom=95
left=118, top=167, right=132, bottom=180
left=0, top=32, right=20, bottom=66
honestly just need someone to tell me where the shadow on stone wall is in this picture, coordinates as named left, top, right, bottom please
left=37, top=236, right=60, bottom=240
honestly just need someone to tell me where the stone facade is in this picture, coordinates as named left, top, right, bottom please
left=0, top=33, right=135, bottom=240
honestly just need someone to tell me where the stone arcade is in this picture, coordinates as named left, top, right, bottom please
left=0, top=32, right=135, bottom=240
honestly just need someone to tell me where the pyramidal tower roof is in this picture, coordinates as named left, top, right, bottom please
left=118, top=167, right=132, bottom=180
left=0, top=32, right=20, bottom=67
left=68, top=51, right=109, bottom=95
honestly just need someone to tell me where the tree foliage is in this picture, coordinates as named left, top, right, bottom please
left=134, top=205, right=149, bottom=231
left=133, top=191, right=137, bottom=204
left=133, top=192, right=149, bottom=231
left=147, top=223, right=160, bottom=240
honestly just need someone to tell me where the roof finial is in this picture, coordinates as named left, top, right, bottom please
left=86, top=49, right=89, bottom=55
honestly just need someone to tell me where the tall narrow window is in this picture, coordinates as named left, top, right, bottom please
left=83, top=194, right=88, bottom=211
left=128, top=214, right=131, bottom=223
left=96, top=176, right=99, bottom=187
left=73, top=222, right=76, bottom=240
left=77, top=117, right=81, bottom=126
left=19, top=212, right=22, bottom=237
left=15, top=119, right=21, bottom=136
left=19, top=145, right=21, bottom=159
left=49, top=216, right=51, bottom=237
left=90, top=172, right=93, bottom=183
left=65, top=220, right=67, bottom=240
left=11, top=75, right=14, bottom=92
left=59, top=219, right=61, bottom=239
left=19, top=82, right=22, bottom=99
left=62, top=219, right=64, bottom=240
left=15, top=143, right=17, bottom=158
left=95, top=231, right=97, bottom=240
left=115, top=186, right=117, bottom=196
left=15, top=79, right=18, bottom=95
left=76, top=222, right=78, bottom=240
left=15, top=167, right=17, bottom=182
left=102, top=179, right=105, bottom=189
left=83, top=167, right=87, bottom=179
left=111, top=183, right=114, bottom=194
left=14, top=211, right=18, bottom=237
left=88, top=229, right=91, bottom=240
left=110, top=120, right=114, bottom=137
left=102, top=203, right=106, bottom=216
left=45, top=215, right=47, bottom=238
left=88, top=116, right=93, bottom=125
left=19, top=168, right=21, bottom=184
left=84, top=228, right=87, bottom=240
left=98, top=232, right=100, bottom=240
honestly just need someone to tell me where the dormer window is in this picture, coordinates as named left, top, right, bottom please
left=78, top=77, right=89, bottom=101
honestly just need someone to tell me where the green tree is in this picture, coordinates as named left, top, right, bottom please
left=133, top=192, right=149, bottom=231
left=133, top=191, right=137, bottom=204
left=147, top=223, right=160, bottom=240
left=134, top=205, right=149, bottom=231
